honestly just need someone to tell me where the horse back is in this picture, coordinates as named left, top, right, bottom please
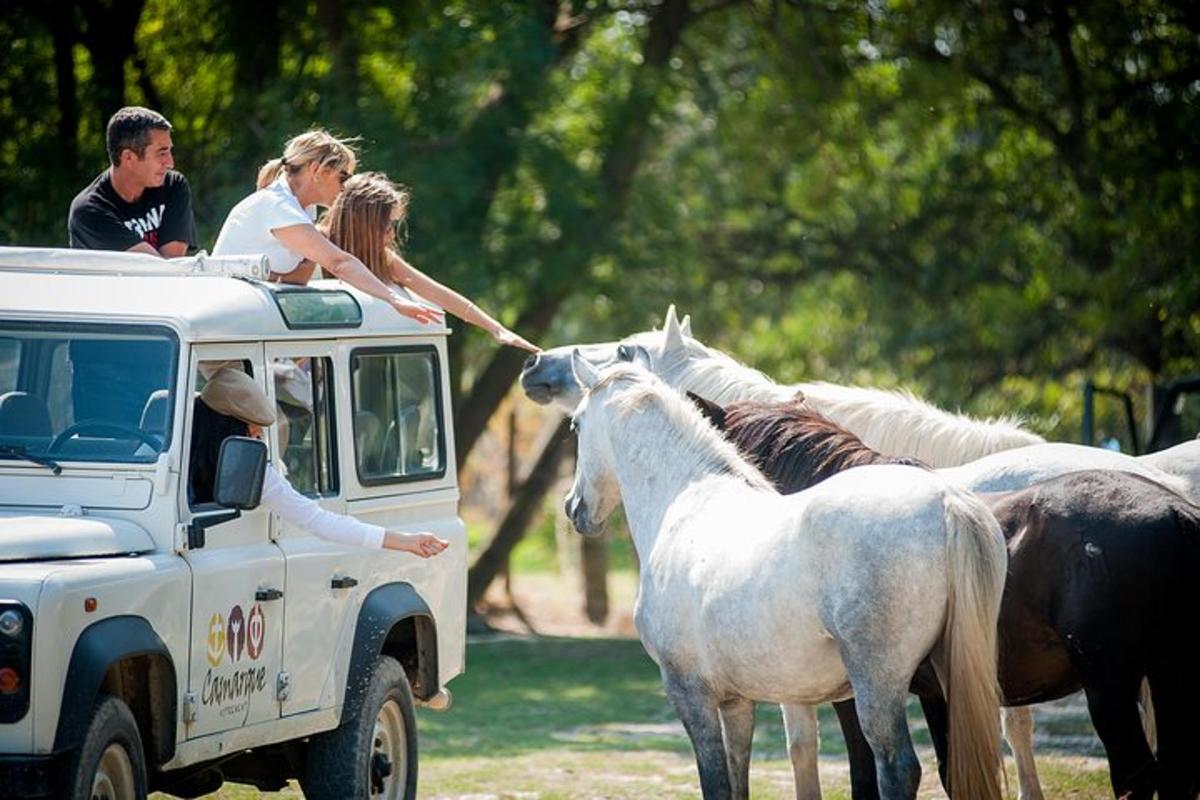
left=988, top=469, right=1200, bottom=684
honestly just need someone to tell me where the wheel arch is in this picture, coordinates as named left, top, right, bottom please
left=53, top=615, right=178, bottom=766
left=343, top=583, right=438, bottom=724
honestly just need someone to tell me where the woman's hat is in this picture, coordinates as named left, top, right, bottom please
left=199, top=368, right=276, bottom=426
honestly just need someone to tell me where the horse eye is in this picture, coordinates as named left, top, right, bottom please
left=569, top=418, right=578, bottom=434
left=617, top=344, right=632, bottom=361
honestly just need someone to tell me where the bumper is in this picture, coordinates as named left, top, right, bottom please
left=0, top=754, right=54, bottom=798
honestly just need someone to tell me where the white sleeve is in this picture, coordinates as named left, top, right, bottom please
left=267, top=190, right=315, bottom=232
left=260, top=464, right=385, bottom=549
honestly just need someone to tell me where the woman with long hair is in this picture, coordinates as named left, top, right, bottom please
left=322, top=171, right=538, bottom=351
left=213, top=130, right=441, bottom=326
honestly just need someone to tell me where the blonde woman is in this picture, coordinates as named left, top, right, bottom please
left=322, top=171, right=538, bottom=352
left=213, top=131, right=441, bottom=326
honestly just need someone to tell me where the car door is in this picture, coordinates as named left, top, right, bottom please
left=266, top=341, right=365, bottom=716
left=182, top=348, right=286, bottom=738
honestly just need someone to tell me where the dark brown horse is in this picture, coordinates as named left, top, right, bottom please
left=689, top=391, right=1200, bottom=800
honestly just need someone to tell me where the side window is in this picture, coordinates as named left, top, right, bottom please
left=0, top=339, right=18, bottom=394
left=350, top=347, right=445, bottom=483
left=272, top=356, right=338, bottom=497
left=190, top=360, right=255, bottom=509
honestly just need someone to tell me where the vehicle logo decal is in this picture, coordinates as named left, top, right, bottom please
left=246, top=604, right=265, bottom=660
left=227, top=605, right=246, bottom=662
left=206, top=613, right=226, bottom=667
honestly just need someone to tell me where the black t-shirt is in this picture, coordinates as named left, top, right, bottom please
left=67, top=169, right=196, bottom=252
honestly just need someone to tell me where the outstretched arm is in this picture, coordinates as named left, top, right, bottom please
left=272, top=223, right=444, bottom=325
left=387, top=251, right=540, bottom=352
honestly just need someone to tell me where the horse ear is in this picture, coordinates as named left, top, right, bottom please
left=680, top=314, right=692, bottom=338
left=617, top=343, right=652, bottom=370
left=686, top=391, right=727, bottom=430
left=662, top=305, right=686, bottom=354
left=571, top=349, right=601, bottom=391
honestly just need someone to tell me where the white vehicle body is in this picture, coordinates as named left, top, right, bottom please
left=0, top=247, right=466, bottom=798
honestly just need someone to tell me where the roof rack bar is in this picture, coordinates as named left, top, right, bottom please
left=0, top=247, right=270, bottom=280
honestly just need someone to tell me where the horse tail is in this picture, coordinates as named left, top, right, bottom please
left=940, top=487, right=1007, bottom=800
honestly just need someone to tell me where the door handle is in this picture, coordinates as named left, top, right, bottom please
left=331, top=576, right=359, bottom=590
left=255, top=587, right=284, bottom=602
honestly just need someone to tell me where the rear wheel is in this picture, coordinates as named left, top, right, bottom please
left=60, top=694, right=148, bottom=800
left=304, top=655, right=418, bottom=799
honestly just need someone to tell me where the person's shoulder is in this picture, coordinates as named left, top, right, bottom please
left=68, top=170, right=114, bottom=214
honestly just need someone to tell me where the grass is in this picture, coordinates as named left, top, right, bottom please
left=155, top=635, right=1113, bottom=799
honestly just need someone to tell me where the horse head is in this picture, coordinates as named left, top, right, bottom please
left=563, top=350, right=622, bottom=536
left=520, top=305, right=700, bottom=412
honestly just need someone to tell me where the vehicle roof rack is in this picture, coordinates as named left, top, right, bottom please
left=0, top=247, right=271, bottom=280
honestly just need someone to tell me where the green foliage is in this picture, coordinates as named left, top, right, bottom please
left=2, top=0, right=1197, bottom=444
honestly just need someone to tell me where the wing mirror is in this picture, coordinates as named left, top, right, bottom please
left=214, top=436, right=267, bottom=510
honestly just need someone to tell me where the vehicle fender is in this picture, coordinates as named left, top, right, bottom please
left=342, top=583, right=438, bottom=723
left=52, top=615, right=177, bottom=761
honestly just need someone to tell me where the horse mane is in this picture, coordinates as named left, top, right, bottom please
left=651, top=332, right=1044, bottom=467
left=718, top=396, right=927, bottom=494
left=591, top=364, right=774, bottom=492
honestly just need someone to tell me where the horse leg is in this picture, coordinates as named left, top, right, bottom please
left=719, top=697, right=756, bottom=800
left=830, top=699, right=880, bottom=800
left=1002, top=706, right=1045, bottom=800
left=1080, top=671, right=1158, bottom=799
left=1145, top=665, right=1200, bottom=800
left=782, top=703, right=824, bottom=800
left=661, top=672, right=733, bottom=799
left=909, top=660, right=950, bottom=796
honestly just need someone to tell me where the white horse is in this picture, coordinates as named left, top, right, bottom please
left=521, top=305, right=1199, bottom=799
left=564, top=354, right=1008, bottom=800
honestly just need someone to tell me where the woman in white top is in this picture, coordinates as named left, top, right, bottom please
left=213, top=130, right=441, bottom=326
left=190, top=367, right=448, bottom=557
left=322, top=172, right=538, bottom=351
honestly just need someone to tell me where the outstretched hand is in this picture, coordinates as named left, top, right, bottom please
left=389, top=295, right=445, bottom=326
left=492, top=327, right=540, bottom=353
left=384, top=531, right=450, bottom=558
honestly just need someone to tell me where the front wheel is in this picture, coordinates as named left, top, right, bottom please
left=59, top=694, right=148, bottom=800
left=304, top=655, right=418, bottom=800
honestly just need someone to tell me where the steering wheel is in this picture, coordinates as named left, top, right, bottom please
left=47, top=421, right=163, bottom=453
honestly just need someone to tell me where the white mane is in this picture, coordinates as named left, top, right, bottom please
left=592, top=363, right=774, bottom=492
left=649, top=325, right=1045, bottom=469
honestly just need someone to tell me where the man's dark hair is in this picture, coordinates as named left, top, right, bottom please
left=106, top=106, right=172, bottom=166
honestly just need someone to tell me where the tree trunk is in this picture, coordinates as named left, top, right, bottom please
left=226, top=0, right=281, bottom=93
left=317, top=0, right=359, bottom=107
left=581, top=530, right=609, bottom=625
left=466, top=417, right=572, bottom=609
left=78, top=0, right=147, bottom=127
left=47, top=11, right=80, bottom=174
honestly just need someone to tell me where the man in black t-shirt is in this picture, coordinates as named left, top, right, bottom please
left=68, top=106, right=196, bottom=257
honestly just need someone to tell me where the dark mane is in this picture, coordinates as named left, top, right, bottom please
left=717, top=396, right=927, bottom=494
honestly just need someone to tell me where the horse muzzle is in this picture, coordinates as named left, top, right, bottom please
left=565, top=492, right=604, bottom=536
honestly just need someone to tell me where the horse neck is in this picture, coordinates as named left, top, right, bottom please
left=724, top=408, right=900, bottom=494
left=664, top=350, right=794, bottom=406
left=602, top=396, right=757, bottom=551
left=795, top=382, right=1045, bottom=467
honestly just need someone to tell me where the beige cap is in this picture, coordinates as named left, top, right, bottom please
left=199, top=368, right=276, bottom=426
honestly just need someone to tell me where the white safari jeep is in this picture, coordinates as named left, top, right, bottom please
left=0, top=247, right=466, bottom=799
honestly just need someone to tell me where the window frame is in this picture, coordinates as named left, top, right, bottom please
left=273, top=354, right=340, bottom=499
left=268, top=286, right=363, bottom=331
left=0, top=320, right=180, bottom=463
left=349, top=344, right=448, bottom=487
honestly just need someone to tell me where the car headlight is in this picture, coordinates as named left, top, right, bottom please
left=0, top=610, right=22, bottom=637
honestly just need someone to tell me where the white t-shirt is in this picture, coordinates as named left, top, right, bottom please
left=261, top=463, right=385, bottom=549
left=212, top=176, right=315, bottom=274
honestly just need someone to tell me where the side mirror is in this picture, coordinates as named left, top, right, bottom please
left=214, top=436, right=267, bottom=510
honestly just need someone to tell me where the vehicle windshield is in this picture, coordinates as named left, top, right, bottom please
left=0, top=322, right=178, bottom=464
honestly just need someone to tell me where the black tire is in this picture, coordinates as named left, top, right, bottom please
left=304, top=655, right=418, bottom=800
left=58, top=694, right=148, bottom=800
